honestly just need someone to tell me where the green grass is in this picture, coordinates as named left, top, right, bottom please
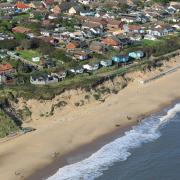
left=0, top=109, right=19, bottom=138
left=17, top=50, right=41, bottom=64
left=12, top=13, right=29, bottom=22
left=142, top=39, right=162, bottom=47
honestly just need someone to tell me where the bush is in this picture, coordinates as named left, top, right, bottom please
left=93, top=93, right=101, bottom=100
left=55, top=101, right=67, bottom=108
left=0, top=109, right=19, bottom=138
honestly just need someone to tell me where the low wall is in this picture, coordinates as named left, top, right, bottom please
left=140, top=65, right=180, bottom=84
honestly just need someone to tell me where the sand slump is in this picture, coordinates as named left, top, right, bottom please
left=47, top=103, right=180, bottom=180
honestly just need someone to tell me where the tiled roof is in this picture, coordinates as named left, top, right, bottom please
left=16, top=2, right=29, bottom=9
left=0, top=63, right=13, bottom=72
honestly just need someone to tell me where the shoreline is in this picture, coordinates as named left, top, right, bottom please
left=26, top=99, right=179, bottom=180
left=26, top=122, right=133, bottom=180
left=0, top=57, right=180, bottom=180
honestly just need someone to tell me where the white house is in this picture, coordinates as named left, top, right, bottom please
left=30, top=75, right=59, bottom=85
left=40, top=30, right=52, bottom=37
left=144, top=34, right=157, bottom=41
left=147, top=24, right=174, bottom=37
left=68, top=6, right=81, bottom=15
left=100, top=60, right=112, bottom=67
left=78, top=0, right=93, bottom=5
left=32, top=57, right=40, bottom=62
left=83, top=63, right=99, bottom=71
left=69, top=66, right=84, bottom=74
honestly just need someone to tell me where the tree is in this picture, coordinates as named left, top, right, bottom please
left=14, top=33, right=26, bottom=41
left=39, top=41, right=54, bottom=55
left=0, top=40, right=18, bottom=50
left=20, top=39, right=31, bottom=50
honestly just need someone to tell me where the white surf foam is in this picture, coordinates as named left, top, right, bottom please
left=47, top=103, right=180, bottom=180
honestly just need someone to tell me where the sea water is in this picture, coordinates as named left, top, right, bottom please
left=47, top=103, right=180, bottom=180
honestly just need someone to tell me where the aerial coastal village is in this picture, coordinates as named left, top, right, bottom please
left=0, top=0, right=180, bottom=179
left=0, top=0, right=179, bottom=86
left=0, top=0, right=180, bottom=139
left=0, top=0, right=180, bottom=135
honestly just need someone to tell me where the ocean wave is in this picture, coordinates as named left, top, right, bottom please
left=47, top=103, right=180, bottom=180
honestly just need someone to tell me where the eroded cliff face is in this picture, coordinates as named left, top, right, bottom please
left=12, top=55, right=180, bottom=124
left=12, top=75, right=129, bottom=123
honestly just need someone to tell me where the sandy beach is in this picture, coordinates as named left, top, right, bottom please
left=0, top=56, right=180, bottom=180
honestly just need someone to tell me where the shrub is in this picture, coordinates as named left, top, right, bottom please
left=93, top=93, right=101, bottom=100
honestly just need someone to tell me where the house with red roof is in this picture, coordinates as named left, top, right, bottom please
left=123, top=25, right=145, bottom=34
left=0, top=63, right=15, bottom=75
left=101, top=36, right=121, bottom=49
left=16, top=2, right=30, bottom=12
left=12, top=26, right=31, bottom=34
left=42, top=0, right=54, bottom=7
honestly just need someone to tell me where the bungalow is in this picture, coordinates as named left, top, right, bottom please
left=172, top=24, right=180, bottom=30
left=90, top=27, right=103, bottom=36
left=12, top=26, right=31, bottom=34
left=87, top=17, right=107, bottom=27
left=28, top=2, right=40, bottom=9
left=107, top=20, right=123, bottom=31
left=167, top=4, right=180, bottom=13
left=89, top=41, right=106, bottom=54
left=83, top=63, right=99, bottom=71
left=0, top=50, right=8, bottom=59
left=0, top=74, right=14, bottom=85
left=171, top=17, right=180, bottom=23
left=147, top=24, right=174, bottom=37
left=126, top=25, right=145, bottom=34
left=66, top=41, right=81, bottom=50
left=51, top=5, right=60, bottom=15
left=32, top=57, right=40, bottom=62
left=70, top=49, right=90, bottom=60
left=68, top=5, right=81, bottom=15
left=129, top=33, right=142, bottom=41
left=0, top=33, right=14, bottom=41
left=144, top=11, right=159, bottom=21
left=101, top=36, right=120, bottom=48
left=69, top=31, right=84, bottom=40
left=100, top=60, right=112, bottom=67
left=15, top=2, right=30, bottom=12
left=0, top=3, right=15, bottom=15
left=119, top=37, right=131, bottom=47
left=151, top=3, right=164, bottom=11
left=80, top=10, right=95, bottom=17
left=121, top=16, right=137, bottom=23
left=59, top=1, right=78, bottom=13
left=69, top=66, right=84, bottom=74
left=112, top=55, right=129, bottom=63
left=26, top=33, right=36, bottom=39
left=78, top=0, right=93, bottom=5
left=51, top=71, right=67, bottom=81
left=39, top=59, right=55, bottom=68
left=40, top=30, right=52, bottom=37
left=0, top=63, right=15, bottom=75
left=144, top=34, right=157, bottom=41
left=128, top=51, right=144, bottom=59
left=30, top=74, right=58, bottom=85
left=42, top=0, right=54, bottom=7
left=82, top=21, right=104, bottom=30
left=48, top=13, right=58, bottom=20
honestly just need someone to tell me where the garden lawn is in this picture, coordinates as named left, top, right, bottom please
left=18, top=50, right=41, bottom=64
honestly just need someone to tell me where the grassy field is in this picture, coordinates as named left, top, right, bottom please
left=0, top=109, right=19, bottom=138
left=142, top=39, right=162, bottom=46
left=18, top=50, right=41, bottom=64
